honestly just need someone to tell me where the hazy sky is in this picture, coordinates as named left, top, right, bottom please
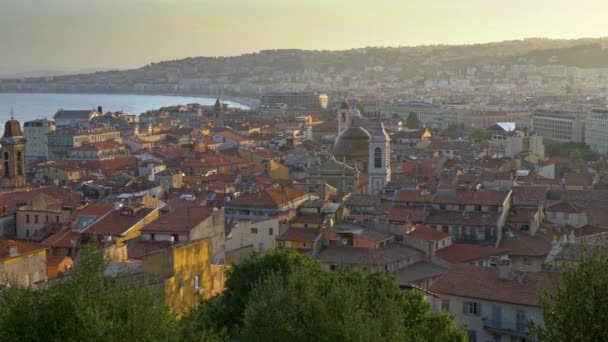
left=1, top=0, right=607, bottom=70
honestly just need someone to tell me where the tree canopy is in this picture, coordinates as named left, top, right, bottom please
left=546, top=142, right=599, bottom=161
left=0, top=247, right=176, bottom=342
left=180, top=249, right=465, bottom=341
left=531, top=246, right=608, bottom=341
left=406, top=112, right=420, bottom=129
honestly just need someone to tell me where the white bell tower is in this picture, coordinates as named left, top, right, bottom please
left=337, top=101, right=350, bottom=136
left=368, top=115, right=391, bottom=195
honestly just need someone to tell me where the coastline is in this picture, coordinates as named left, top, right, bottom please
left=0, top=90, right=259, bottom=109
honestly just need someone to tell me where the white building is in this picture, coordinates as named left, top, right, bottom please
left=585, top=108, right=608, bottom=155
left=23, top=119, right=56, bottom=160
left=430, top=261, right=558, bottom=342
left=531, top=110, right=586, bottom=144
left=368, top=116, right=391, bottom=195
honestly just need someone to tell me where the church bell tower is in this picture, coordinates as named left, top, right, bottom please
left=1, top=117, right=27, bottom=189
left=368, top=115, right=390, bottom=195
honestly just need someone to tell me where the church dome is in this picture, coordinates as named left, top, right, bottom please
left=333, top=126, right=370, bottom=159
left=1, top=119, right=25, bottom=144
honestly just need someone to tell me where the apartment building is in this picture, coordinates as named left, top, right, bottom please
left=23, top=119, right=56, bottom=160
left=531, top=110, right=586, bottom=144
left=585, top=108, right=608, bottom=154
left=47, top=127, right=122, bottom=159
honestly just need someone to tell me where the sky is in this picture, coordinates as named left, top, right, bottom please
left=1, top=0, right=607, bottom=71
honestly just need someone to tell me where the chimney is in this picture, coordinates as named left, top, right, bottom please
left=497, top=258, right=513, bottom=280
left=6, top=240, right=17, bottom=258
left=97, top=106, right=103, bottom=114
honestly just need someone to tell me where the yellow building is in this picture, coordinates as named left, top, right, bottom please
left=45, top=163, right=86, bottom=181
left=0, top=239, right=47, bottom=287
left=238, top=148, right=290, bottom=180
left=142, top=238, right=225, bottom=314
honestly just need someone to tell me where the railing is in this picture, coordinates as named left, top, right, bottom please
left=482, top=318, right=529, bottom=337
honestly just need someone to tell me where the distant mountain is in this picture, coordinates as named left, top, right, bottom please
left=1, top=37, right=607, bottom=97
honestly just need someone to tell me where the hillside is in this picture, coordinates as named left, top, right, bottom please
left=1, top=37, right=607, bottom=98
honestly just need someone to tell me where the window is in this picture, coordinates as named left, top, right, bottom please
left=26, top=214, right=30, bottom=224
left=56, top=216, right=60, bottom=223
left=463, top=301, right=481, bottom=316
left=194, top=275, right=200, bottom=289
left=329, top=265, right=336, bottom=271
left=441, top=299, right=450, bottom=312
left=26, top=229, right=30, bottom=238
left=302, top=243, right=307, bottom=247
left=35, top=215, right=39, bottom=224
left=268, top=228, right=274, bottom=235
left=150, top=233, right=156, bottom=241
left=250, top=227, right=258, bottom=234
left=516, top=310, right=526, bottom=331
left=374, top=147, right=382, bottom=168
left=467, top=330, right=477, bottom=342
left=45, top=215, right=49, bottom=223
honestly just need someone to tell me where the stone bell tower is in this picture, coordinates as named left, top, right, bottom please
left=1, top=117, right=27, bottom=189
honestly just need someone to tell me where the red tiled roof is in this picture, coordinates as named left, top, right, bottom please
left=500, top=230, right=552, bottom=257
left=277, top=227, right=320, bottom=242
left=433, top=189, right=509, bottom=206
left=0, top=239, right=46, bottom=261
left=216, top=131, right=250, bottom=143
left=435, top=243, right=510, bottom=263
left=546, top=201, right=586, bottom=214
left=430, top=263, right=559, bottom=306
left=394, top=190, right=433, bottom=203
left=83, top=207, right=156, bottom=236
left=408, top=224, right=451, bottom=241
left=68, top=204, right=114, bottom=222
left=127, top=241, right=172, bottom=260
left=141, top=206, right=213, bottom=233
left=227, top=185, right=309, bottom=209
left=387, top=206, right=425, bottom=223
left=41, top=228, right=80, bottom=248
left=564, top=173, right=595, bottom=187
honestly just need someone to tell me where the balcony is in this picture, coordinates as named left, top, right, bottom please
left=482, top=318, right=529, bottom=338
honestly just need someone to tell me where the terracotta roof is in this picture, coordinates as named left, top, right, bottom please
left=511, top=186, right=547, bottom=204
left=141, top=206, right=213, bottom=233
left=564, top=173, right=595, bottom=187
left=226, top=185, right=309, bottom=209
left=387, top=206, right=425, bottom=223
left=435, top=243, right=510, bottom=263
left=289, top=215, right=326, bottom=225
left=41, top=228, right=81, bottom=248
left=408, top=224, right=451, bottom=241
left=127, top=241, right=172, bottom=260
left=316, top=243, right=422, bottom=266
left=0, top=239, right=46, bottom=261
left=433, top=189, right=509, bottom=206
left=546, top=201, right=586, bottom=214
left=507, top=208, right=538, bottom=224
left=277, top=227, right=320, bottom=242
left=394, top=190, right=433, bottom=203
left=68, top=204, right=114, bottom=222
left=83, top=207, right=156, bottom=236
left=430, top=263, right=559, bottom=306
left=500, top=230, right=552, bottom=257
left=344, top=194, right=379, bottom=206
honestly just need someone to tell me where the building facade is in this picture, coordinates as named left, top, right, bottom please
left=47, top=127, right=121, bottom=160
left=368, top=116, right=391, bottom=195
left=531, top=110, right=586, bottom=144
left=585, top=108, right=608, bottom=154
left=23, top=119, right=56, bottom=160
left=1, top=119, right=27, bottom=189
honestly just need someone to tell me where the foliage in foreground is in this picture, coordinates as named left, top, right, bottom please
left=531, top=246, right=608, bottom=342
left=0, top=247, right=176, bottom=342
left=180, top=249, right=466, bottom=341
left=546, top=142, right=599, bottom=161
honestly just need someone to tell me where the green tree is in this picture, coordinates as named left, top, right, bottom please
left=0, top=246, right=176, bottom=342
left=546, top=142, right=599, bottom=161
left=240, top=268, right=465, bottom=342
left=406, top=112, right=420, bottom=129
left=531, top=246, right=608, bottom=342
left=469, top=128, right=491, bottom=143
left=181, top=250, right=465, bottom=341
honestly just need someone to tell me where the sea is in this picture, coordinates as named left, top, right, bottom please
left=0, top=93, right=250, bottom=123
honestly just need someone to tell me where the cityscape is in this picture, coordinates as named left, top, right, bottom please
left=0, top=1, right=607, bottom=341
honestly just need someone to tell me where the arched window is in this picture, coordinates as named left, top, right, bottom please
left=374, top=147, right=382, bottom=169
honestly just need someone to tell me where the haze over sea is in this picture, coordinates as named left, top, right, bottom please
left=0, top=93, right=249, bottom=123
